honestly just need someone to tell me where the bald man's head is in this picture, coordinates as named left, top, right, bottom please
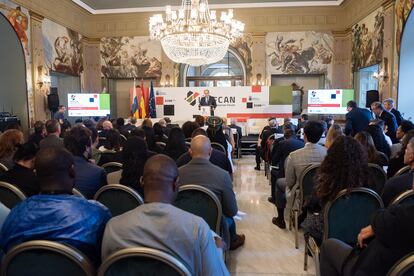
left=142, top=154, right=179, bottom=203
left=189, top=135, right=212, bottom=159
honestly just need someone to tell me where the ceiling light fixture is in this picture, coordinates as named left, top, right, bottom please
left=149, top=0, right=244, bottom=66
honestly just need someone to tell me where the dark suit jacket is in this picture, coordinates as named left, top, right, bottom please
left=381, top=171, right=413, bottom=207
left=0, top=164, right=40, bottom=196
left=39, top=135, right=64, bottom=149
left=379, top=110, right=398, bottom=143
left=271, top=137, right=305, bottom=178
left=345, top=107, right=373, bottom=136
left=229, top=124, right=242, bottom=142
left=199, top=96, right=217, bottom=108
left=390, top=108, right=403, bottom=126
left=73, top=156, right=107, bottom=199
left=352, top=204, right=414, bottom=275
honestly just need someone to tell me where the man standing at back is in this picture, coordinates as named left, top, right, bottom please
left=345, top=101, right=373, bottom=136
left=371, top=101, right=398, bottom=143
left=39, top=119, right=63, bottom=149
left=178, top=135, right=245, bottom=250
left=101, top=155, right=229, bottom=276
left=383, top=98, right=403, bottom=126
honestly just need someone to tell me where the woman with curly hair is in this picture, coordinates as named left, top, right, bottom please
left=303, top=136, right=369, bottom=245
left=355, top=131, right=388, bottom=166
left=0, top=129, right=24, bottom=169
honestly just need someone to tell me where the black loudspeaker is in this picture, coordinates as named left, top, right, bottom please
left=47, top=89, right=60, bottom=112
left=366, top=90, right=379, bottom=108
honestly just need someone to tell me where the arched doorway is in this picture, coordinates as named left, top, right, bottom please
left=398, top=8, right=414, bottom=121
left=0, top=13, right=29, bottom=131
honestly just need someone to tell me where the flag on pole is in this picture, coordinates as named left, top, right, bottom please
left=149, top=81, right=156, bottom=118
left=131, top=78, right=139, bottom=119
left=139, top=79, right=147, bottom=119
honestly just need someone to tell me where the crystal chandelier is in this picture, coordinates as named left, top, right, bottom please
left=149, top=0, right=244, bottom=66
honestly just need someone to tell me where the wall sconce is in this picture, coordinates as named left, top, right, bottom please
left=37, top=65, right=51, bottom=88
left=255, top=73, right=264, bottom=86
left=373, top=57, right=389, bottom=81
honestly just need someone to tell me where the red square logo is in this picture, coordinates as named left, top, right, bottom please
left=336, top=90, right=341, bottom=94
left=156, top=97, right=164, bottom=105
left=94, top=95, right=98, bottom=98
left=252, top=86, right=262, bottom=93
left=242, top=98, right=247, bottom=103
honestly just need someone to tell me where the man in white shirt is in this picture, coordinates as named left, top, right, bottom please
left=101, top=154, right=229, bottom=276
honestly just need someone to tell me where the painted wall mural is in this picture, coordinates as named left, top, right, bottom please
left=396, top=0, right=414, bottom=55
left=232, top=34, right=253, bottom=79
left=100, top=37, right=162, bottom=79
left=351, top=9, right=384, bottom=72
left=266, top=32, right=333, bottom=76
left=42, top=18, right=83, bottom=76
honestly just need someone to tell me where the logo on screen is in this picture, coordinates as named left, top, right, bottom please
left=311, top=91, right=316, bottom=97
left=185, top=91, right=200, bottom=106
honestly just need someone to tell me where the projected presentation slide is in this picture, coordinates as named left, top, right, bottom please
left=308, top=89, right=354, bottom=114
left=68, top=94, right=110, bottom=117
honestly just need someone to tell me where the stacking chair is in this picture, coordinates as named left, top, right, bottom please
left=101, top=162, right=123, bottom=174
left=98, top=247, right=191, bottom=276
left=0, top=162, right=8, bottom=173
left=211, top=142, right=226, bottom=154
left=120, top=134, right=127, bottom=143
left=290, top=164, right=320, bottom=249
left=156, top=142, right=166, bottom=151
left=0, top=181, right=26, bottom=209
left=173, top=185, right=222, bottom=234
left=391, top=190, right=414, bottom=206
left=107, top=170, right=122, bottom=184
left=94, top=184, right=144, bottom=217
left=377, top=151, right=390, bottom=166
left=304, top=188, right=383, bottom=274
left=72, top=188, right=85, bottom=198
left=394, top=166, right=411, bottom=177
left=388, top=252, right=414, bottom=276
left=1, top=240, right=95, bottom=276
left=367, top=163, right=387, bottom=194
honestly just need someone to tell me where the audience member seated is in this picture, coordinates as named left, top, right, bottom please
left=64, top=126, right=107, bottom=199
left=371, top=101, right=398, bottom=143
left=355, top=131, right=389, bottom=167
left=142, top=120, right=163, bottom=153
left=388, top=130, right=414, bottom=177
left=255, top=118, right=282, bottom=171
left=302, top=136, right=369, bottom=245
left=123, top=118, right=137, bottom=134
left=383, top=98, right=403, bottom=126
left=324, top=124, right=343, bottom=149
left=366, top=124, right=391, bottom=158
left=195, top=115, right=206, bottom=130
left=269, top=123, right=304, bottom=205
left=162, top=117, right=174, bottom=135
left=391, top=120, right=414, bottom=158
left=101, top=155, right=229, bottom=275
left=369, top=119, right=392, bottom=146
left=97, top=129, right=123, bottom=166
left=115, top=117, right=129, bottom=137
left=130, top=127, right=146, bottom=140
left=60, top=120, right=72, bottom=138
left=120, top=137, right=155, bottom=195
left=0, top=129, right=24, bottom=169
left=0, top=147, right=111, bottom=265
left=178, top=135, right=245, bottom=250
left=153, top=122, right=168, bottom=143
left=0, top=142, right=39, bottom=196
left=98, top=120, right=113, bottom=141
left=28, top=121, right=46, bottom=147
left=274, top=121, right=327, bottom=229
left=297, top=114, right=309, bottom=130
left=206, top=117, right=229, bottom=156
left=382, top=137, right=414, bottom=207
left=176, top=128, right=233, bottom=178
left=345, top=100, right=373, bottom=136
left=318, top=120, right=328, bottom=146
left=39, top=120, right=63, bottom=149
left=164, top=127, right=187, bottom=161
left=0, top=202, right=9, bottom=231
left=320, top=189, right=414, bottom=276
left=86, top=126, right=101, bottom=164
left=222, top=117, right=235, bottom=151
left=182, top=121, right=200, bottom=139
left=229, top=118, right=243, bottom=143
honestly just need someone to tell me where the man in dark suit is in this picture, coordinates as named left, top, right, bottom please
left=229, top=118, right=243, bottom=142
left=39, top=120, right=64, bottom=149
left=345, top=101, right=373, bottom=136
left=371, top=101, right=398, bottom=143
left=255, top=118, right=283, bottom=170
left=383, top=98, right=403, bottom=126
left=199, top=90, right=217, bottom=116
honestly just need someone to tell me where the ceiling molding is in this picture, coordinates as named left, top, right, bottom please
left=72, top=0, right=345, bottom=14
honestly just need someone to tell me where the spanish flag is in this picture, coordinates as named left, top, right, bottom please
left=139, top=80, right=147, bottom=119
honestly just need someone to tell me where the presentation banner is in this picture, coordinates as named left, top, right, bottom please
left=308, top=89, right=354, bottom=114
left=68, top=93, right=111, bottom=117
left=153, top=86, right=292, bottom=121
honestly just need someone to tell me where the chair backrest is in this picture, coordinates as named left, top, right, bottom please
left=1, top=240, right=95, bottom=276
left=156, top=142, right=166, bottom=151
left=0, top=162, right=8, bottom=173
left=107, top=170, right=122, bottom=184
left=394, top=166, right=411, bottom=177
left=72, top=188, right=85, bottom=198
left=0, top=181, right=26, bottom=209
left=173, top=185, right=222, bottom=234
left=378, top=151, right=390, bottom=165
left=101, top=162, right=123, bottom=174
left=94, top=184, right=144, bottom=217
left=323, top=187, right=383, bottom=245
left=367, top=163, right=387, bottom=194
left=211, top=142, right=226, bottom=154
left=391, top=190, right=414, bottom=206
left=98, top=247, right=191, bottom=276
left=120, top=134, right=127, bottom=143
left=388, top=252, right=414, bottom=276
left=298, top=164, right=320, bottom=209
